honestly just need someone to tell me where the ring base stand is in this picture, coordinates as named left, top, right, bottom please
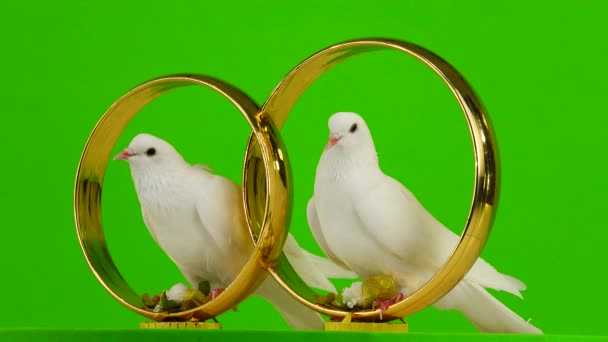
left=324, top=321, right=408, bottom=332
left=140, top=320, right=222, bottom=329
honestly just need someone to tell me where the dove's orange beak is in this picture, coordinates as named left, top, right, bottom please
left=325, top=134, right=342, bottom=150
left=114, top=149, right=135, bottom=160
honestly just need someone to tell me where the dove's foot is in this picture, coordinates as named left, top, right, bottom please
left=210, top=288, right=225, bottom=300
left=209, top=288, right=238, bottom=312
left=372, top=293, right=405, bottom=320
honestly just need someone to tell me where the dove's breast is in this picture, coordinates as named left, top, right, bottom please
left=313, top=169, right=392, bottom=279
left=136, top=175, right=234, bottom=287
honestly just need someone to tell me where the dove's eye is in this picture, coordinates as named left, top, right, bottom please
left=146, top=147, right=157, bottom=157
left=349, top=123, right=358, bottom=133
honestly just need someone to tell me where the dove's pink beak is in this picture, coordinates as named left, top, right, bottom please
left=325, top=134, right=342, bottom=150
left=114, top=149, right=135, bottom=160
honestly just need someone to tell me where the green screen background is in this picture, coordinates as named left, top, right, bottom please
left=1, top=0, right=606, bottom=336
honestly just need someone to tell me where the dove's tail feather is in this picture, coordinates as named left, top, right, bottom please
left=434, top=280, right=542, bottom=334
left=302, top=249, right=358, bottom=279
left=283, top=234, right=358, bottom=293
left=255, top=277, right=324, bottom=330
left=467, top=258, right=527, bottom=299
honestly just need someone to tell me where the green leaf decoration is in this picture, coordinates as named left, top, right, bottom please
left=198, top=281, right=211, bottom=296
left=160, top=291, right=181, bottom=311
left=141, top=293, right=159, bottom=308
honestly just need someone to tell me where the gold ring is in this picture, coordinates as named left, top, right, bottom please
left=74, top=74, right=290, bottom=321
left=244, top=38, right=499, bottom=321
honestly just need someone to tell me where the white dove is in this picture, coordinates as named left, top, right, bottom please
left=114, top=133, right=356, bottom=330
left=306, top=112, right=542, bottom=334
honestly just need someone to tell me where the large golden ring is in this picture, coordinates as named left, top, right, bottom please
left=74, top=75, right=290, bottom=321
left=244, top=38, right=498, bottom=322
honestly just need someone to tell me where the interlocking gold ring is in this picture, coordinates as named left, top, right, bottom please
left=244, top=38, right=498, bottom=322
left=75, top=37, right=497, bottom=325
left=74, top=75, right=291, bottom=321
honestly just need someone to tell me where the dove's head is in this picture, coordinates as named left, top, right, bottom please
left=114, top=133, right=186, bottom=172
left=325, top=112, right=376, bottom=155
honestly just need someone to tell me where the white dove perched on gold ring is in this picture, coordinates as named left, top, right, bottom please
left=306, top=112, right=542, bottom=334
left=114, top=133, right=356, bottom=330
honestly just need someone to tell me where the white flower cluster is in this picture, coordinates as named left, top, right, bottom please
left=340, top=281, right=363, bottom=309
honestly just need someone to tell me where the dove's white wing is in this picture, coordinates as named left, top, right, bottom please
left=385, top=177, right=526, bottom=297
left=306, top=198, right=352, bottom=270
left=354, top=174, right=525, bottom=297
left=191, top=171, right=251, bottom=274
left=351, top=175, right=441, bottom=274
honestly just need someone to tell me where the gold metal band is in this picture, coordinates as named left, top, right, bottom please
left=73, top=75, right=290, bottom=322
left=74, top=37, right=497, bottom=325
left=246, top=38, right=498, bottom=322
